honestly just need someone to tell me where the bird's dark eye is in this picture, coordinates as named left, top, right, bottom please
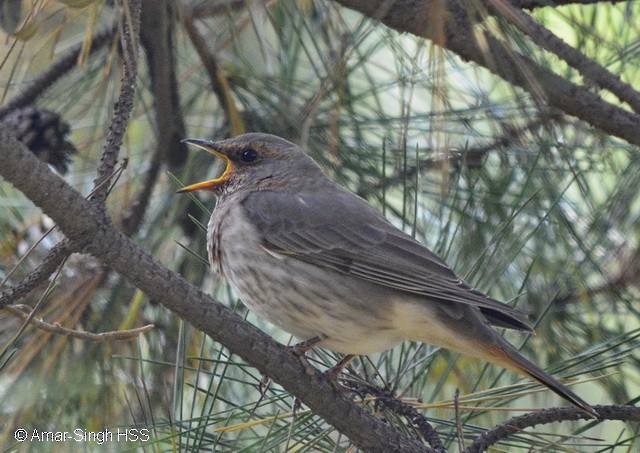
left=240, top=148, right=258, bottom=162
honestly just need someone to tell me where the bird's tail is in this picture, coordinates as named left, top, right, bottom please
left=486, top=338, right=598, bottom=418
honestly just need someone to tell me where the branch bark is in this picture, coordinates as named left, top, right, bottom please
left=0, top=125, right=427, bottom=452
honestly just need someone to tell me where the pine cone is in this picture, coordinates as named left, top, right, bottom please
left=3, top=106, right=77, bottom=174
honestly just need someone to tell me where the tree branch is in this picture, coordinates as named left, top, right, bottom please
left=140, top=0, right=188, bottom=168
left=4, top=304, right=154, bottom=342
left=0, top=125, right=427, bottom=453
left=0, top=240, right=72, bottom=309
left=333, top=0, right=640, bottom=147
left=92, top=0, right=142, bottom=209
left=489, top=0, right=640, bottom=113
left=359, top=384, right=445, bottom=452
left=465, top=404, right=640, bottom=452
left=510, top=0, right=631, bottom=8
left=183, top=14, right=245, bottom=135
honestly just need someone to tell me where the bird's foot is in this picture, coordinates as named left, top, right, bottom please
left=324, top=354, right=355, bottom=384
left=292, top=396, right=303, bottom=414
left=287, top=336, right=325, bottom=357
left=258, top=375, right=271, bottom=398
left=286, top=336, right=325, bottom=374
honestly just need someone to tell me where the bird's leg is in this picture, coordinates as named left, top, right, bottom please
left=287, top=335, right=325, bottom=356
left=258, top=375, right=271, bottom=397
left=285, top=335, right=326, bottom=372
left=325, top=354, right=355, bottom=383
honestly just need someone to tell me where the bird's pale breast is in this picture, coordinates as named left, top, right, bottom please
left=208, top=198, right=414, bottom=354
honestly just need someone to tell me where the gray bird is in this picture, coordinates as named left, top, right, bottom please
left=178, top=132, right=596, bottom=416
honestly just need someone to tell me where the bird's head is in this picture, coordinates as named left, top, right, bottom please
left=177, top=133, right=324, bottom=194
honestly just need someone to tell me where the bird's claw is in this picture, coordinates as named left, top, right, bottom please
left=258, top=375, right=271, bottom=398
left=324, top=354, right=354, bottom=383
left=286, top=336, right=325, bottom=374
left=287, top=336, right=325, bottom=357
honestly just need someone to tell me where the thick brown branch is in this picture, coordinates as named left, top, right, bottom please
left=333, top=0, right=640, bottom=147
left=0, top=126, right=427, bottom=453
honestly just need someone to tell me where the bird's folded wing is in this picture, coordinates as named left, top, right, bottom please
left=242, top=189, right=533, bottom=331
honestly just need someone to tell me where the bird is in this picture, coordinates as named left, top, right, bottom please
left=178, top=132, right=596, bottom=417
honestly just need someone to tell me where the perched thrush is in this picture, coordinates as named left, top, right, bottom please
left=178, top=132, right=595, bottom=416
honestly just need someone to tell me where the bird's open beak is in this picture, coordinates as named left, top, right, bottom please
left=177, top=139, right=233, bottom=193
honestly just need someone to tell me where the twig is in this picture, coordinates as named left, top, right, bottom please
left=508, top=0, right=630, bottom=9
left=361, top=384, right=445, bottom=453
left=120, top=150, right=162, bottom=236
left=183, top=14, right=245, bottom=135
left=454, top=389, right=465, bottom=452
left=3, top=304, right=154, bottom=342
left=464, top=405, right=640, bottom=452
left=0, top=26, right=116, bottom=120
left=0, top=225, right=56, bottom=290
left=0, top=254, right=67, bottom=358
left=489, top=0, right=640, bottom=113
left=0, top=240, right=71, bottom=309
left=140, top=0, right=188, bottom=168
left=91, top=0, right=141, bottom=208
